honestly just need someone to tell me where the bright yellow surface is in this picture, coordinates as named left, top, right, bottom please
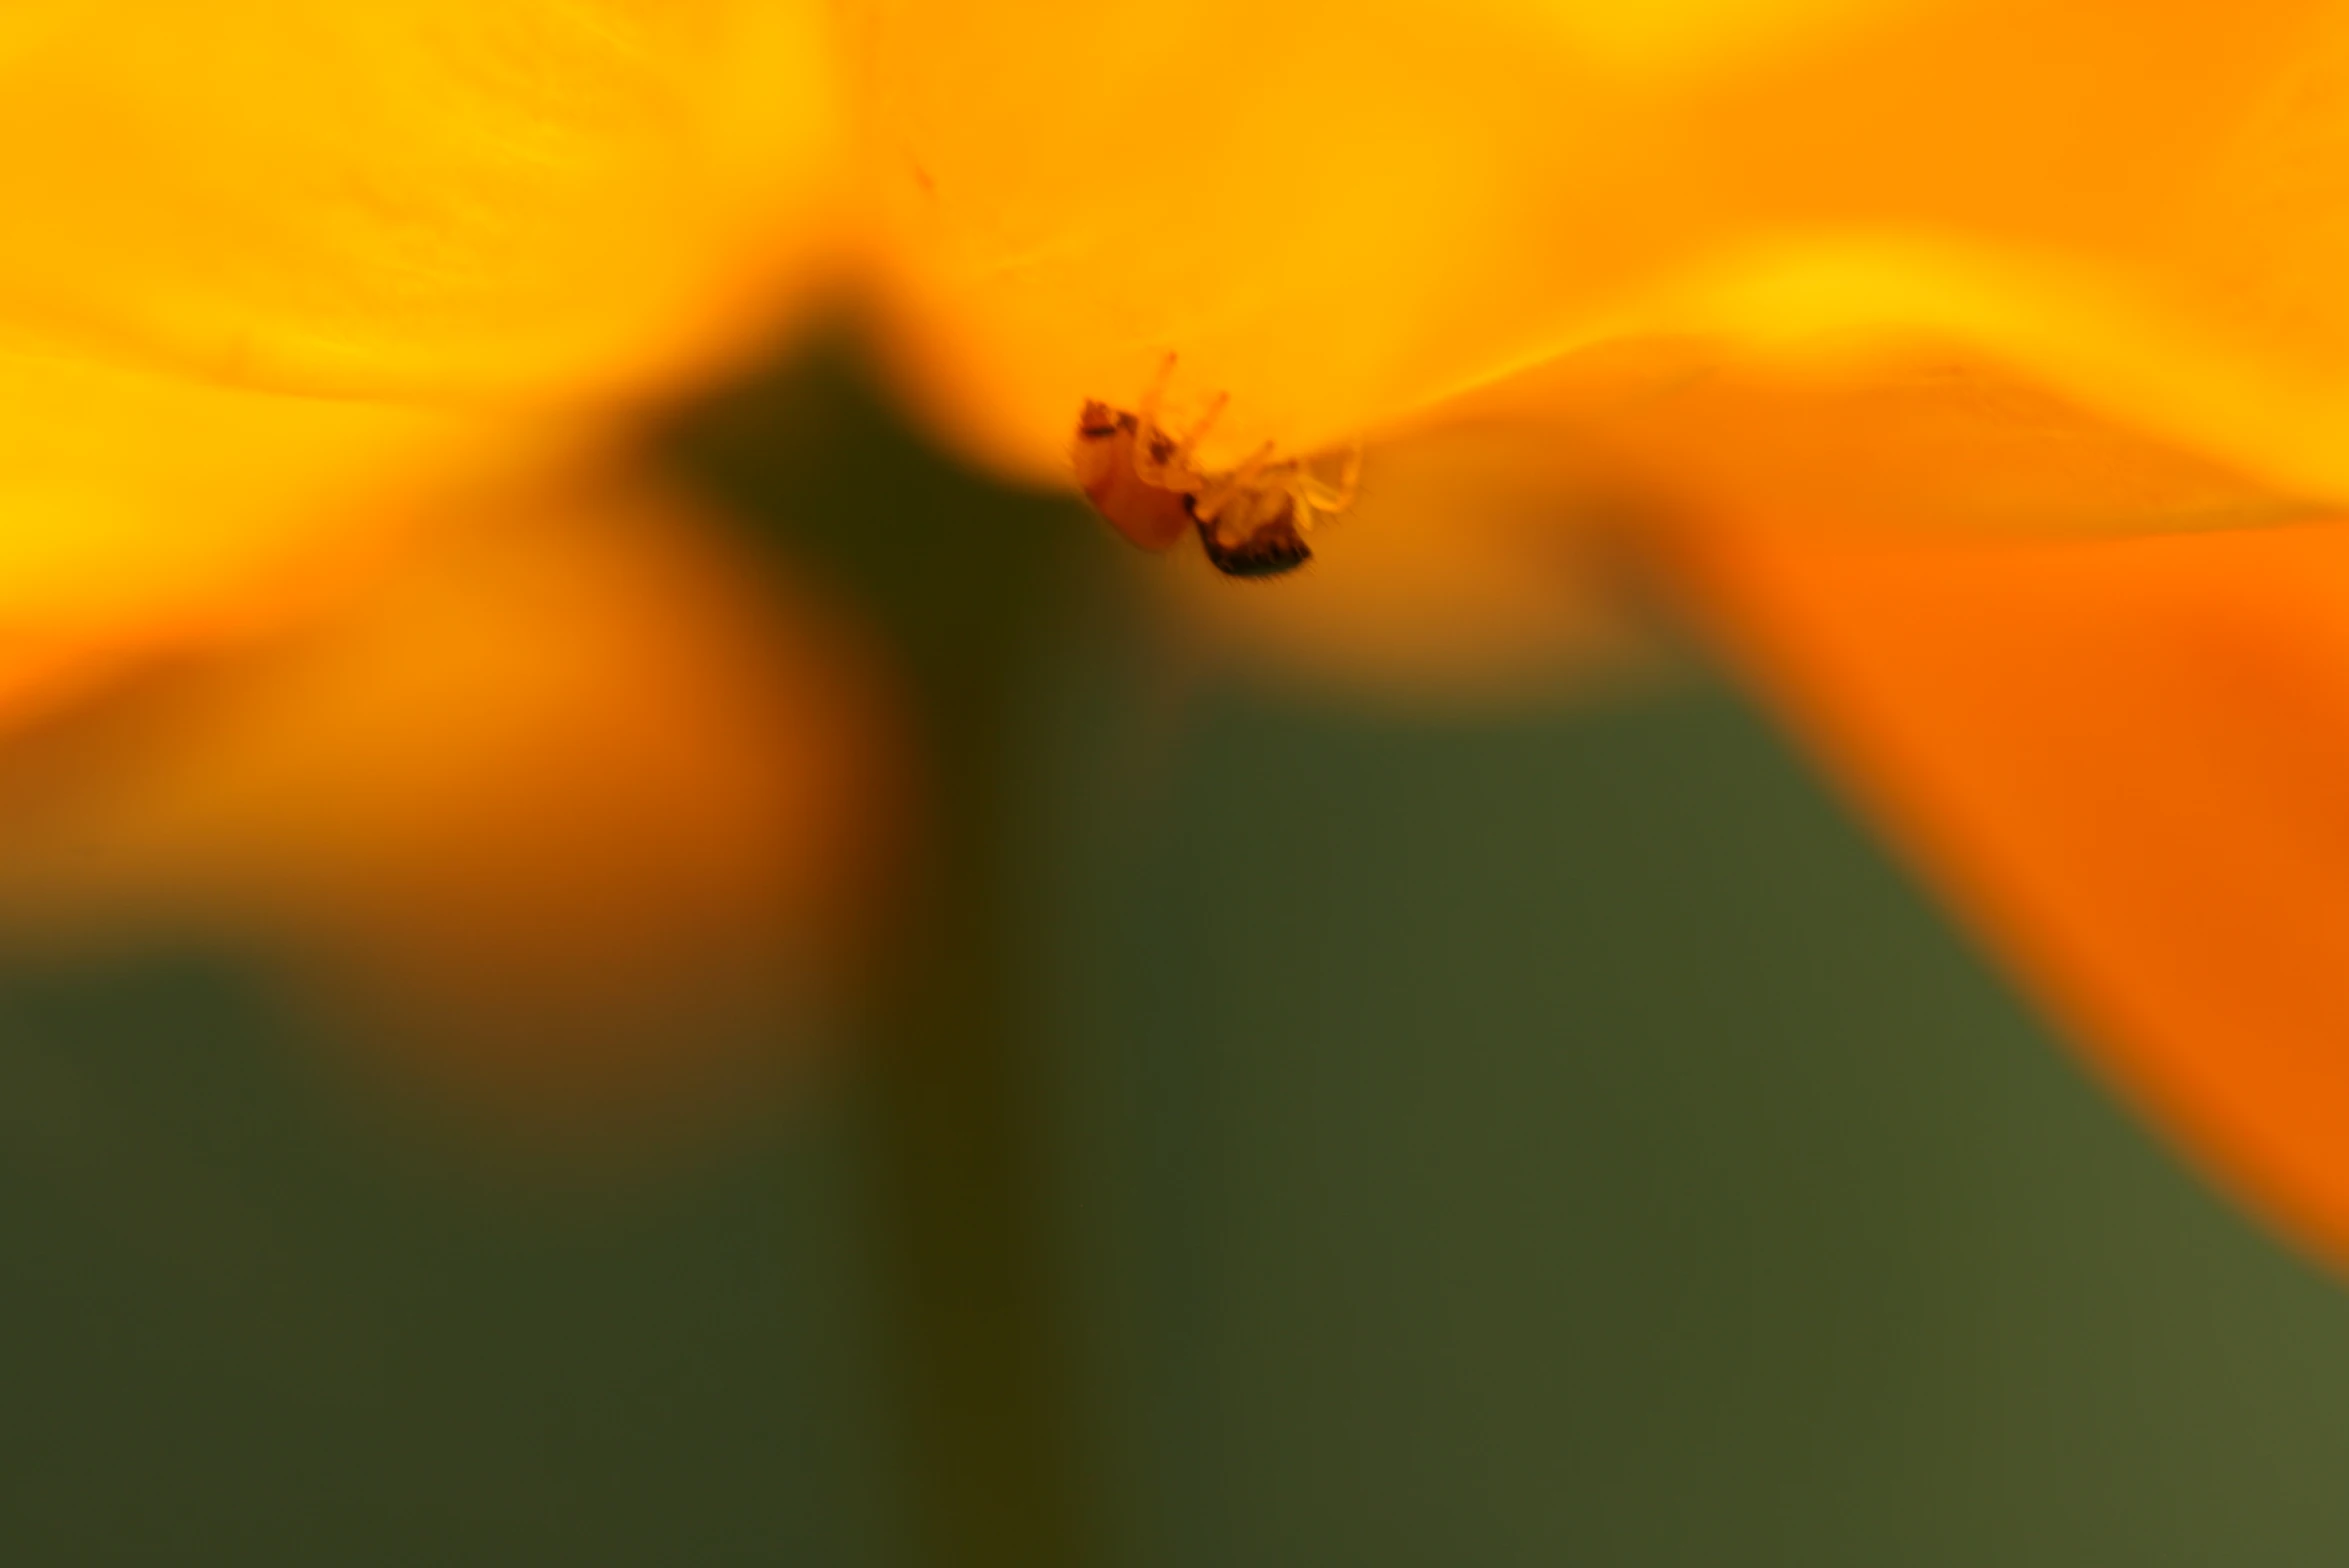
left=860, top=0, right=2349, bottom=520
left=0, top=352, right=510, bottom=727
left=0, top=1, right=840, bottom=401
left=0, top=0, right=852, bottom=732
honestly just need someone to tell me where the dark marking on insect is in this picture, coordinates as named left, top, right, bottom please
left=1189, top=494, right=1314, bottom=578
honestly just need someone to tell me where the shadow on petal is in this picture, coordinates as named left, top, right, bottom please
left=0, top=463, right=912, bottom=1154
left=1145, top=410, right=1684, bottom=711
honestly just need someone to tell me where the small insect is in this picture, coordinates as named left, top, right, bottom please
left=1071, top=354, right=1361, bottom=580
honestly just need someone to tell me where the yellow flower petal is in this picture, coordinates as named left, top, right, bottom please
left=0, top=1, right=840, bottom=402
left=0, top=463, right=909, bottom=1135
left=861, top=0, right=2349, bottom=518
left=1516, top=0, right=1934, bottom=79
left=1549, top=340, right=2328, bottom=540
left=0, top=348, right=608, bottom=733
left=1681, top=506, right=2349, bottom=1268
left=856, top=0, right=1591, bottom=474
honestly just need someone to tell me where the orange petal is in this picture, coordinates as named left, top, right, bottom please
left=0, top=349, right=607, bottom=734
left=1680, top=507, right=2349, bottom=1266
left=0, top=1, right=841, bottom=402
left=860, top=0, right=2349, bottom=521
left=0, top=462, right=910, bottom=1137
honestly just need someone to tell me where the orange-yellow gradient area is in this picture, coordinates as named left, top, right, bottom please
left=0, top=350, right=582, bottom=732
left=0, top=1, right=840, bottom=403
left=861, top=0, right=2349, bottom=522
left=1683, top=512, right=2349, bottom=1265
left=1151, top=414, right=1669, bottom=705
left=0, top=466, right=908, bottom=1137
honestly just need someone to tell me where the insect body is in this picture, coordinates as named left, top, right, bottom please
left=1071, top=401, right=1195, bottom=552
left=1071, top=355, right=1360, bottom=580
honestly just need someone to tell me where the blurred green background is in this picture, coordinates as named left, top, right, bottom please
left=8, top=352, right=2349, bottom=1567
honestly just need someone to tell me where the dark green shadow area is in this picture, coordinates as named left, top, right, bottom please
left=1027, top=651, right=2349, bottom=1568
left=668, top=338, right=1113, bottom=1568
left=6, top=347, right=2349, bottom=1568
left=0, top=958, right=908, bottom=1568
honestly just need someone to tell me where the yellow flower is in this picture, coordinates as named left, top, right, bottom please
left=0, top=2, right=839, bottom=398
left=843, top=0, right=2349, bottom=1269
left=9, top=0, right=2349, bottom=1247
left=0, top=3, right=872, bottom=1126
left=0, top=461, right=909, bottom=1133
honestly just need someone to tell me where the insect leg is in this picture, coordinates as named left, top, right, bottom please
left=1284, top=476, right=1321, bottom=534
left=1167, top=390, right=1229, bottom=473
left=1191, top=441, right=1277, bottom=525
left=1131, top=353, right=1184, bottom=486
left=1297, top=442, right=1363, bottom=514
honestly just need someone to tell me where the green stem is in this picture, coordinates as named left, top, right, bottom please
left=863, top=750, right=1091, bottom=1568
left=664, top=340, right=1099, bottom=1567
